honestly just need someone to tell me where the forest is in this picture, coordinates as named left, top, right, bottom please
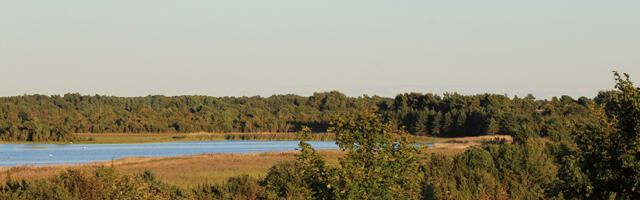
left=1, top=72, right=639, bottom=199
left=0, top=85, right=599, bottom=142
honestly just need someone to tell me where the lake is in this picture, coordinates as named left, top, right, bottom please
left=0, top=141, right=339, bottom=167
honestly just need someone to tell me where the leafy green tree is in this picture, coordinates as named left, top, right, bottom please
left=486, top=141, right=559, bottom=199
left=263, top=126, right=335, bottom=199
left=423, top=141, right=558, bottom=200
left=422, top=148, right=508, bottom=200
left=263, top=162, right=308, bottom=199
left=294, top=126, right=335, bottom=199
left=574, top=72, right=640, bottom=199
left=0, top=89, right=596, bottom=141
left=331, top=111, right=426, bottom=199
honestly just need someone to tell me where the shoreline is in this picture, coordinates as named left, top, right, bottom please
left=0, top=132, right=335, bottom=145
left=0, top=132, right=451, bottom=144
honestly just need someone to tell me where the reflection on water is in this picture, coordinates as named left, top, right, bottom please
left=0, top=141, right=338, bottom=167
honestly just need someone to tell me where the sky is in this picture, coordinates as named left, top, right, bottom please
left=1, top=1, right=639, bottom=99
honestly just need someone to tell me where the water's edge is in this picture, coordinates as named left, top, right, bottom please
left=0, top=141, right=339, bottom=167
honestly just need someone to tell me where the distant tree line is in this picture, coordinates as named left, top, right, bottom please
left=384, top=92, right=596, bottom=139
left=0, top=88, right=605, bottom=141
left=0, top=92, right=375, bottom=141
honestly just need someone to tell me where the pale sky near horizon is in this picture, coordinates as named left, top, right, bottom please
left=1, top=1, right=638, bottom=99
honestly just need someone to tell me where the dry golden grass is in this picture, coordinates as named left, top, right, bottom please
left=429, top=135, right=513, bottom=155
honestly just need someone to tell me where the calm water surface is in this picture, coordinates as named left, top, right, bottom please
left=0, top=141, right=338, bottom=167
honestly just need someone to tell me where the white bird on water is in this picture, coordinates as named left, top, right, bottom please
left=49, top=153, right=53, bottom=158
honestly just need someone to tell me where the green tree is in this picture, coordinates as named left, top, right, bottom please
left=295, top=126, right=335, bottom=199
left=574, top=72, right=640, bottom=199
left=263, top=127, right=335, bottom=199
left=331, top=111, right=426, bottom=199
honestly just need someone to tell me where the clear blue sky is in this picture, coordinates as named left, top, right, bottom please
left=1, top=1, right=638, bottom=99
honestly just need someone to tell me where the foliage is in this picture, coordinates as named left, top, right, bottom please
left=262, top=162, right=308, bottom=199
left=385, top=92, right=590, bottom=140
left=571, top=72, right=640, bottom=199
left=0, top=92, right=377, bottom=141
left=331, top=111, right=427, bottom=199
left=193, top=175, right=265, bottom=200
left=1, top=167, right=186, bottom=200
left=422, top=149, right=507, bottom=200
left=0, top=90, right=593, bottom=142
left=423, top=140, right=558, bottom=200
left=263, top=127, right=335, bottom=199
left=264, top=112, right=428, bottom=200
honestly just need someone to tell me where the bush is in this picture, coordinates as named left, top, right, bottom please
left=194, top=175, right=264, bottom=200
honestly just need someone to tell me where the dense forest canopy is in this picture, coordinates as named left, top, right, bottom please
left=0, top=90, right=603, bottom=141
